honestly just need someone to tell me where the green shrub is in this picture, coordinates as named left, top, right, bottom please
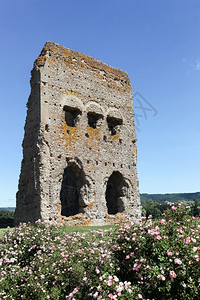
left=113, top=202, right=200, bottom=299
left=0, top=203, right=199, bottom=299
left=0, top=210, right=14, bottom=228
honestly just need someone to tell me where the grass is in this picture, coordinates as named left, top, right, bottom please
left=61, top=224, right=116, bottom=234
left=0, top=225, right=116, bottom=240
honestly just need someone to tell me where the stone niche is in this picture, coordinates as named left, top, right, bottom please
left=14, top=42, right=141, bottom=226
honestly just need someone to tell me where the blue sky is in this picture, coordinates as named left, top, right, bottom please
left=0, top=0, right=200, bottom=207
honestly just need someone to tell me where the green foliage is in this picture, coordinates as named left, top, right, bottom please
left=113, top=203, right=200, bottom=299
left=0, top=210, right=14, bottom=219
left=140, top=192, right=200, bottom=204
left=142, top=198, right=200, bottom=219
left=190, top=199, right=200, bottom=217
left=0, top=204, right=200, bottom=299
left=142, top=199, right=162, bottom=219
left=0, top=209, right=14, bottom=228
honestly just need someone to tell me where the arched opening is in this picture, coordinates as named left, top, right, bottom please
left=107, top=116, right=122, bottom=135
left=60, top=165, right=87, bottom=217
left=87, top=112, right=103, bottom=129
left=63, top=105, right=81, bottom=127
left=105, top=171, right=128, bottom=214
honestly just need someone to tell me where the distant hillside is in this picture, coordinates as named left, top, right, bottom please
left=140, top=192, right=200, bottom=204
left=0, top=207, right=15, bottom=211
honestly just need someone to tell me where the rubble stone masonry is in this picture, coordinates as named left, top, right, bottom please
left=15, top=42, right=141, bottom=226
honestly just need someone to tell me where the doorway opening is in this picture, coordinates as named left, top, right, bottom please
left=60, top=165, right=87, bottom=217
left=105, top=171, right=128, bottom=214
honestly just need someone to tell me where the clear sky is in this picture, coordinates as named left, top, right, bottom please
left=0, top=0, right=200, bottom=207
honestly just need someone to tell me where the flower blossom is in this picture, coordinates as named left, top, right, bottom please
left=174, top=258, right=182, bottom=265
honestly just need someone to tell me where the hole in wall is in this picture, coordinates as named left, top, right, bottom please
left=107, top=116, right=122, bottom=136
left=63, top=105, right=81, bottom=127
left=87, top=112, right=103, bottom=129
left=60, top=165, right=89, bottom=217
left=105, top=171, right=128, bottom=215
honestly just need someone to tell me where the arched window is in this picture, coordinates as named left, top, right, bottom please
left=106, top=171, right=128, bottom=214
left=63, top=105, right=81, bottom=127
left=107, top=116, right=122, bottom=135
left=87, top=112, right=103, bottom=129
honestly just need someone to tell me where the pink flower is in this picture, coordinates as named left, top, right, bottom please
left=107, top=279, right=113, bottom=286
left=184, top=237, right=190, bottom=244
left=171, top=206, right=176, bottom=210
left=167, top=250, right=173, bottom=256
left=93, top=292, right=98, bottom=298
left=138, top=294, right=143, bottom=299
left=124, top=223, right=131, bottom=229
left=108, top=293, right=114, bottom=299
left=169, top=270, right=177, bottom=280
left=133, top=263, right=141, bottom=271
left=174, top=258, right=182, bottom=265
left=157, top=274, right=166, bottom=281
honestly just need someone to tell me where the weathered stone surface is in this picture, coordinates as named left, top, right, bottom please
left=15, top=42, right=141, bottom=226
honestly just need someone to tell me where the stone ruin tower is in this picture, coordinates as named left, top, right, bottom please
left=15, top=42, right=141, bottom=226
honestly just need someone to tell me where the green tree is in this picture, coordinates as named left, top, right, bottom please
left=142, top=199, right=162, bottom=219
left=190, top=199, right=200, bottom=217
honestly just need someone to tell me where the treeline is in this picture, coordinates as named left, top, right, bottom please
left=0, top=210, right=14, bottom=228
left=142, top=199, right=200, bottom=219
left=140, top=192, right=200, bottom=204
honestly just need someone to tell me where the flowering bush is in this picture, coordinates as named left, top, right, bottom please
left=113, top=202, right=200, bottom=299
left=0, top=202, right=199, bottom=299
left=0, top=222, right=137, bottom=299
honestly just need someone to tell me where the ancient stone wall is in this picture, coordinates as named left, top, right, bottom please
left=15, top=42, right=141, bottom=226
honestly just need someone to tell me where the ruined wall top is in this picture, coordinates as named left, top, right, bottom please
left=34, top=41, right=132, bottom=93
